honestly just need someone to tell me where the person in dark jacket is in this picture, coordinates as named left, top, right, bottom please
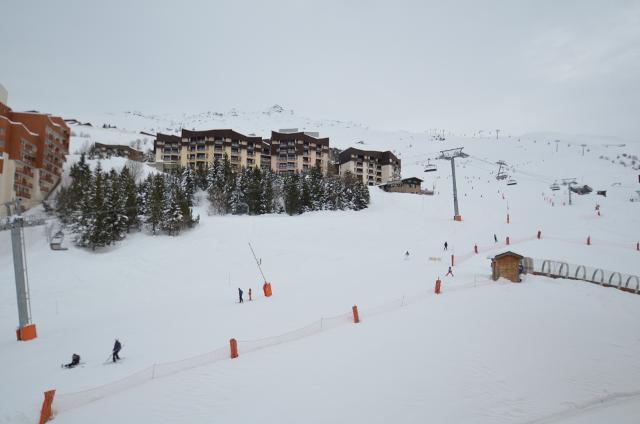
left=238, top=288, right=244, bottom=303
left=112, top=339, right=122, bottom=362
left=494, top=234, right=498, bottom=243
left=446, top=266, right=454, bottom=277
left=444, top=241, right=448, bottom=251
left=64, top=353, right=81, bottom=368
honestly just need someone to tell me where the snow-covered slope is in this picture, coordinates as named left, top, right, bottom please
left=0, top=109, right=639, bottom=423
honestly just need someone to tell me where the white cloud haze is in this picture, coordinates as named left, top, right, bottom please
left=1, top=0, right=639, bottom=139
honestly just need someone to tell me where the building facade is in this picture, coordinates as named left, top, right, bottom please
left=269, top=130, right=329, bottom=175
left=379, top=177, right=423, bottom=193
left=154, top=128, right=330, bottom=175
left=0, top=89, right=69, bottom=214
left=338, top=147, right=401, bottom=186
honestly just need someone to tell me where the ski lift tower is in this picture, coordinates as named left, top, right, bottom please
left=561, top=178, right=577, bottom=205
left=4, top=200, right=37, bottom=341
left=438, top=147, right=468, bottom=221
left=496, top=160, right=508, bottom=180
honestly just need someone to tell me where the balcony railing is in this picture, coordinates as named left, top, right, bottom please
left=16, top=167, right=34, bottom=178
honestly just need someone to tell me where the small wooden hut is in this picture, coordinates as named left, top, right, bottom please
left=491, top=251, right=524, bottom=283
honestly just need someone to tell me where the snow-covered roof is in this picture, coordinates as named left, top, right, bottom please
left=0, top=115, right=40, bottom=137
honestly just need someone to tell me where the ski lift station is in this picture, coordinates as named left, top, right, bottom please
left=379, top=177, right=423, bottom=194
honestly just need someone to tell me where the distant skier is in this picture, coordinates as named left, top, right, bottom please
left=238, top=288, right=244, bottom=303
left=444, top=241, right=448, bottom=251
left=112, top=339, right=122, bottom=363
left=248, top=288, right=252, bottom=301
left=446, top=267, right=454, bottom=277
left=63, top=353, right=81, bottom=368
left=494, top=234, right=498, bottom=243
left=404, top=251, right=410, bottom=259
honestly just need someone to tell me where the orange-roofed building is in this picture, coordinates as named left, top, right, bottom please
left=0, top=84, right=70, bottom=214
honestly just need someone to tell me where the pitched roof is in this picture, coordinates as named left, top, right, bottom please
left=379, top=177, right=423, bottom=187
left=182, top=128, right=262, bottom=142
left=270, top=130, right=329, bottom=145
left=338, top=147, right=400, bottom=165
left=493, top=251, right=524, bottom=260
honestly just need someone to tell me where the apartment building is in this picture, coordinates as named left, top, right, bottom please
left=0, top=86, right=70, bottom=213
left=153, top=128, right=330, bottom=175
left=268, top=129, right=330, bottom=175
left=154, top=133, right=181, bottom=168
left=338, top=147, right=401, bottom=186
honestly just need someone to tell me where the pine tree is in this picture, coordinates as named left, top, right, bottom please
left=221, top=154, right=235, bottom=214
left=206, top=160, right=221, bottom=213
left=68, top=169, right=95, bottom=247
left=88, top=163, right=110, bottom=249
left=298, top=175, right=310, bottom=212
left=261, top=169, right=276, bottom=214
left=120, top=166, right=139, bottom=232
left=195, top=166, right=208, bottom=191
left=59, top=153, right=92, bottom=222
left=146, top=174, right=165, bottom=234
left=230, top=173, right=247, bottom=215
left=181, top=166, right=196, bottom=207
left=162, top=187, right=183, bottom=236
left=105, top=169, right=128, bottom=242
left=308, top=166, right=325, bottom=210
left=283, top=173, right=301, bottom=215
left=176, top=184, right=195, bottom=228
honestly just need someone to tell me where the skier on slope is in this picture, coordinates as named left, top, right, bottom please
left=112, top=339, right=122, bottom=363
left=446, top=266, right=454, bottom=277
left=248, top=288, right=252, bottom=301
left=444, top=241, right=448, bottom=251
left=405, top=250, right=410, bottom=258
left=63, top=353, right=81, bottom=368
left=494, top=234, right=498, bottom=243
left=238, top=288, right=244, bottom=303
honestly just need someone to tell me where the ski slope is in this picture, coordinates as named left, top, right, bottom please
left=0, top=109, right=639, bottom=423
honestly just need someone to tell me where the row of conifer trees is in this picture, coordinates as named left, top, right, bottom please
left=57, top=154, right=197, bottom=249
left=56, top=154, right=369, bottom=249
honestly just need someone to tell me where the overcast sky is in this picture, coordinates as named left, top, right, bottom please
left=1, top=0, right=639, bottom=139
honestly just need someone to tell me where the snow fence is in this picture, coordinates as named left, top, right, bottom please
left=52, top=279, right=493, bottom=417
left=531, top=258, right=640, bottom=294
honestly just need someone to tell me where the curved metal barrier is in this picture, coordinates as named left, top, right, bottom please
left=574, top=265, right=586, bottom=280
left=608, top=272, right=622, bottom=287
left=625, top=275, right=640, bottom=292
left=592, top=269, right=604, bottom=284
left=531, top=258, right=639, bottom=294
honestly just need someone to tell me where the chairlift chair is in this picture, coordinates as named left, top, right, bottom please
left=550, top=182, right=560, bottom=191
left=424, top=159, right=437, bottom=172
left=507, top=178, right=517, bottom=186
left=50, top=231, right=68, bottom=251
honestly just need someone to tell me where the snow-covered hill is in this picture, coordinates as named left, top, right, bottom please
left=1, top=109, right=639, bottom=423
